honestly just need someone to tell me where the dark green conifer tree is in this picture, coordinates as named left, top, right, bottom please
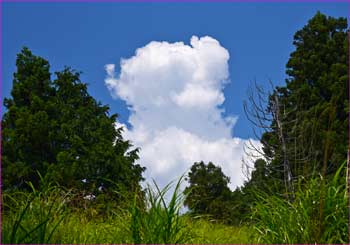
left=2, top=48, right=145, bottom=199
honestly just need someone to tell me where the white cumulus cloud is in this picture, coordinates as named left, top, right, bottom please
left=105, top=36, right=261, bottom=190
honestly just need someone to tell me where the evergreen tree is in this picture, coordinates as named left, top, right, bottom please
left=239, top=12, right=348, bottom=224
left=184, top=161, right=234, bottom=223
left=261, top=12, right=348, bottom=186
left=283, top=11, right=348, bottom=177
left=2, top=48, right=145, bottom=198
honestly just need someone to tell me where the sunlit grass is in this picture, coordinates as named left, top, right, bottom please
left=188, top=218, right=256, bottom=244
left=3, top=165, right=347, bottom=244
left=3, top=175, right=195, bottom=244
left=252, top=161, right=348, bottom=244
left=2, top=183, right=69, bottom=244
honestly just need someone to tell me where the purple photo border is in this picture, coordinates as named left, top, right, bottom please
left=0, top=0, right=349, bottom=245
left=0, top=0, right=3, bottom=244
left=1, top=0, right=350, bottom=3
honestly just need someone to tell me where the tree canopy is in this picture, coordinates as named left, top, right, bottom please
left=2, top=47, right=145, bottom=197
left=258, top=12, right=348, bottom=194
left=184, top=161, right=234, bottom=223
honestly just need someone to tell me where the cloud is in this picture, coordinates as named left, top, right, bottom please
left=106, top=36, right=261, bottom=190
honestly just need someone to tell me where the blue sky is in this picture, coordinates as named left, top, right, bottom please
left=3, top=2, right=348, bottom=138
left=2, top=2, right=348, bottom=188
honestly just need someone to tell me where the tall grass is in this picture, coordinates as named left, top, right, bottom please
left=2, top=175, right=196, bottom=244
left=3, top=173, right=257, bottom=244
left=4, top=168, right=347, bottom=244
left=127, top=175, right=193, bottom=244
left=187, top=217, right=256, bottom=244
left=2, top=179, right=69, bottom=243
left=252, top=162, right=348, bottom=244
left=51, top=212, right=130, bottom=243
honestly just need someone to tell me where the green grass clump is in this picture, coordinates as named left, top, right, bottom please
left=127, top=175, right=193, bottom=244
left=252, top=162, right=348, bottom=244
left=2, top=181, right=69, bottom=244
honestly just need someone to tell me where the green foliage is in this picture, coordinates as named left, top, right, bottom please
left=238, top=13, right=348, bottom=232
left=2, top=178, right=69, bottom=244
left=184, top=161, right=235, bottom=223
left=3, top=177, right=215, bottom=244
left=128, top=176, right=192, bottom=244
left=2, top=12, right=348, bottom=244
left=2, top=47, right=145, bottom=199
left=252, top=162, right=348, bottom=244
left=261, top=12, right=348, bottom=188
left=230, top=158, right=277, bottom=224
